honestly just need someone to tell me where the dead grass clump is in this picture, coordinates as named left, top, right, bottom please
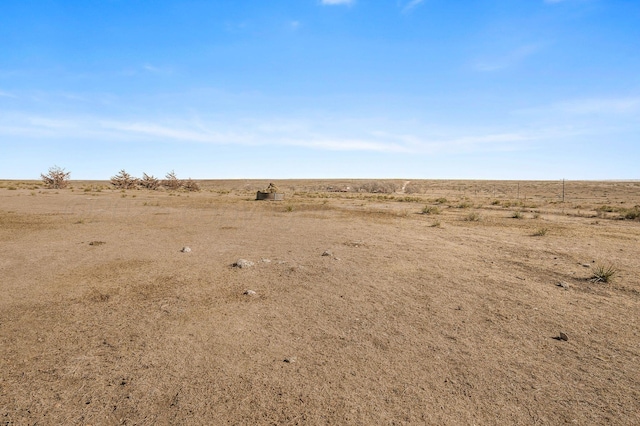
left=421, top=205, right=440, bottom=215
left=589, top=264, right=617, bottom=283
left=456, top=200, right=473, bottom=209
left=511, top=211, right=524, bottom=219
left=464, top=211, right=481, bottom=222
left=41, top=165, right=70, bottom=189
left=532, top=227, right=548, bottom=236
left=110, top=169, right=139, bottom=189
left=622, top=206, right=640, bottom=220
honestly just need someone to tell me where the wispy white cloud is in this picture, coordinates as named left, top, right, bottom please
left=0, top=90, right=17, bottom=98
left=474, top=44, right=542, bottom=72
left=0, top=109, right=550, bottom=156
left=402, top=0, right=425, bottom=13
left=320, top=0, right=354, bottom=6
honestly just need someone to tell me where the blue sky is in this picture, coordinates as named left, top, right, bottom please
left=1, top=0, right=638, bottom=180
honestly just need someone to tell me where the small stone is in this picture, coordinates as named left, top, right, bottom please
left=181, top=246, right=191, bottom=253
left=283, top=357, right=297, bottom=363
left=559, top=332, right=569, bottom=341
left=233, top=259, right=254, bottom=268
left=243, top=290, right=257, bottom=296
left=322, top=250, right=333, bottom=257
left=557, top=282, right=569, bottom=290
left=582, top=263, right=591, bottom=268
left=261, top=258, right=271, bottom=263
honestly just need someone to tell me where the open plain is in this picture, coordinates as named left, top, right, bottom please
left=1, top=179, right=639, bottom=425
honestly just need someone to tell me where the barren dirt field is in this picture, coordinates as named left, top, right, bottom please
left=1, top=179, right=639, bottom=425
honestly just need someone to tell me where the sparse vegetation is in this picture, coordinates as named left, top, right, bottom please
left=512, top=211, right=524, bottom=219
left=623, top=206, right=640, bottom=220
left=355, top=181, right=398, bottom=194
left=421, top=205, right=440, bottom=215
left=590, top=264, right=618, bottom=283
left=41, top=165, right=70, bottom=189
left=532, top=227, right=548, bottom=236
left=464, top=211, right=481, bottom=222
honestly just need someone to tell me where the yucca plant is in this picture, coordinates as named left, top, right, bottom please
left=590, top=264, right=617, bottom=283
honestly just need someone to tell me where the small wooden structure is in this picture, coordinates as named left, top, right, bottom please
left=256, top=183, right=284, bottom=201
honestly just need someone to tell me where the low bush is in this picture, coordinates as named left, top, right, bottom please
left=41, top=165, right=70, bottom=189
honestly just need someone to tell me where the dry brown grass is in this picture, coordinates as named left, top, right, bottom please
left=1, top=179, right=639, bottom=425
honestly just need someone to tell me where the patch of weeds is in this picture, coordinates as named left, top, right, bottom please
left=596, top=205, right=616, bottom=213
left=532, top=212, right=541, bottom=219
left=623, top=206, right=640, bottom=220
left=511, top=211, right=524, bottom=219
left=464, top=212, right=481, bottom=222
left=589, top=264, right=617, bottom=283
left=285, top=205, right=294, bottom=212
left=7, top=186, right=17, bottom=190
left=430, top=220, right=442, bottom=228
left=421, top=205, right=440, bottom=215
left=491, top=200, right=501, bottom=205
left=30, top=191, right=36, bottom=196
left=532, top=227, right=548, bottom=236
left=398, top=196, right=422, bottom=203
left=456, top=201, right=473, bottom=209
left=434, top=197, right=448, bottom=204
left=121, top=194, right=127, bottom=198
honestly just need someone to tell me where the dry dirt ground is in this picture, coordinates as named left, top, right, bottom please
left=1, top=179, right=639, bottom=425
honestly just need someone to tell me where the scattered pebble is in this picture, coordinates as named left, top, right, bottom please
left=233, top=259, right=255, bottom=268
left=581, top=263, right=591, bottom=268
left=557, top=282, right=570, bottom=290
left=559, top=332, right=569, bottom=341
left=261, top=258, right=271, bottom=263
left=180, top=246, right=191, bottom=253
left=243, top=290, right=257, bottom=296
left=283, top=357, right=297, bottom=363
left=322, top=250, right=333, bottom=257
left=89, top=241, right=105, bottom=246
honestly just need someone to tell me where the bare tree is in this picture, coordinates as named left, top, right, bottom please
left=41, top=165, right=70, bottom=189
